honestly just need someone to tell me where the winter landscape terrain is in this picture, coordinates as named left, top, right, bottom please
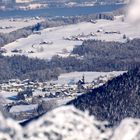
left=0, top=18, right=44, bottom=33
left=0, top=0, right=140, bottom=139
left=1, top=105, right=140, bottom=140
left=3, top=15, right=140, bottom=59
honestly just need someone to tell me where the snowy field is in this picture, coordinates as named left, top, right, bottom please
left=50, top=71, right=125, bottom=84
left=10, top=104, right=38, bottom=113
left=0, top=18, right=44, bottom=33
left=3, top=16, right=140, bottom=59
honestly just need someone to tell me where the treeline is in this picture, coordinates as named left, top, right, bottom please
left=0, top=27, right=32, bottom=47
left=49, top=12, right=114, bottom=24
left=0, top=12, right=114, bottom=47
left=0, top=55, right=61, bottom=82
left=67, top=67, right=140, bottom=126
left=46, top=39, right=140, bottom=72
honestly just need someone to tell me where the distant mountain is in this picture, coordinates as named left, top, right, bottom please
left=68, top=68, right=140, bottom=126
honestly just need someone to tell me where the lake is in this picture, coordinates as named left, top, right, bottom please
left=0, top=4, right=124, bottom=18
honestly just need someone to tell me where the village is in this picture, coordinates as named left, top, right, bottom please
left=0, top=73, right=118, bottom=122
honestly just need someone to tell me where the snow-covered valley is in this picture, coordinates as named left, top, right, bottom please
left=0, top=71, right=124, bottom=117
left=1, top=0, right=140, bottom=139
left=3, top=16, right=140, bottom=59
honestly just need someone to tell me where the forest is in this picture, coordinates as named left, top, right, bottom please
left=0, top=55, right=60, bottom=82
left=68, top=67, right=140, bottom=126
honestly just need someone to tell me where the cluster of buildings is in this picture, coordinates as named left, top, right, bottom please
left=0, top=74, right=116, bottom=121
left=0, top=74, right=117, bottom=105
left=0, top=74, right=114, bottom=97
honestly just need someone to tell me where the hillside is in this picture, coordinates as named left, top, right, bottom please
left=1, top=105, right=140, bottom=140
left=48, top=39, right=140, bottom=72
left=4, top=16, right=140, bottom=59
left=0, top=55, right=60, bottom=82
left=68, top=67, right=140, bottom=125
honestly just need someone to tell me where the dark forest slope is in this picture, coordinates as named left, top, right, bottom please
left=68, top=68, right=140, bottom=125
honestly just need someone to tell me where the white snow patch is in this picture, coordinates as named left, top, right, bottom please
left=51, top=71, right=125, bottom=84
left=3, top=17, right=140, bottom=59
left=0, top=91, right=18, bottom=103
left=10, top=104, right=38, bottom=113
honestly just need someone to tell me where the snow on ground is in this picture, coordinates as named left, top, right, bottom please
left=0, top=71, right=125, bottom=105
left=1, top=105, right=140, bottom=140
left=3, top=25, right=82, bottom=59
left=10, top=104, right=38, bottom=113
left=0, top=91, right=18, bottom=103
left=0, top=18, right=44, bottom=33
left=42, top=97, right=75, bottom=107
left=51, top=71, right=125, bottom=84
left=26, top=106, right=111, bottom=140
left=3, top=16, right=140, bottom=59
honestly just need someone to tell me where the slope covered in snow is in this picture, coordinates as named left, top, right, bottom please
left=52, top=71, right=124, bottom=84
left=0, top=105, right=140, bottom=140
left=0, top=111, right=22, bottom=140
left=3, top=16, right=140, bottom=59
left=0, top=18, right=44, bottom=34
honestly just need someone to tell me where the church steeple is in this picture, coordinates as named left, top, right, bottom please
left=82, top=74, right=85, bottom=84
